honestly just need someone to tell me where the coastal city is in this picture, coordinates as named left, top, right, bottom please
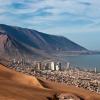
left=7, top=58, right=100, bottom=94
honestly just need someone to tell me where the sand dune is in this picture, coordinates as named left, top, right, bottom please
left=0, top=64, right=43, bottom=88
left=0, top=64, right=100, bottom=100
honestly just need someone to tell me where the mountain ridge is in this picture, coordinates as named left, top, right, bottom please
left=0, top=24, right=87, bottom=58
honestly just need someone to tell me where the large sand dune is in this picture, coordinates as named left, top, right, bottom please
left=0, top=64, right=100, bottom=100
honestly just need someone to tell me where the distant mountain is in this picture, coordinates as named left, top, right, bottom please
left=0, top=24, right=87, bottom=59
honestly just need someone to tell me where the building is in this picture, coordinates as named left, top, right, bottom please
left=58, top=62, right=62, bottom=70
left=95, top=67, right=97, bottom=73
left=50, top=61, right=62, bottom=71
left=55, top=63, right=59, bottom=71
left=35, top=62, right=42, bottom=70
left=67, top=62, right=70, bottom=69
left=33, top=61, right=62, bottom=71
left=50, top=61, right=55, bottom=70
left=44, top=63, right=51, bottom=70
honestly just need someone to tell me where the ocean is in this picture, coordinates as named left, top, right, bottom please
left=60, top=54, right=100, bottom=71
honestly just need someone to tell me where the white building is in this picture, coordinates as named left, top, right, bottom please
left=50, top=62, right=55, bottom=70
left=55, top=64, right=59, bottom=71
left=95, top=67, right=97, bottom=73
left=66, top=62, right=70, bottom=69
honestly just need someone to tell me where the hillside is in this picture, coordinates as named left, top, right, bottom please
left=0, top=64, right=100, bottom=100
left=0, top=24, right=86, bottom=58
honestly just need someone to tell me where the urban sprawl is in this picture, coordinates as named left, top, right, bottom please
left=7, top=58, right=100, bottom=94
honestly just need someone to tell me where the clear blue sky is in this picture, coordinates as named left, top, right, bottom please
left=0, top=0, right=100, bottom=50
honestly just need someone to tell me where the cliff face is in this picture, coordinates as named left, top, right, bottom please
left=0, top=24, right=86, bottom=58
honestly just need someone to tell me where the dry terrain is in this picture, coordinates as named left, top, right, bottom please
left=0, top=64, right=100, bottom=100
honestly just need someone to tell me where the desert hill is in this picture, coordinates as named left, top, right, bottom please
left=0, top=24, right=86, bottom=58
left=0, top=64, right=100, bottom=100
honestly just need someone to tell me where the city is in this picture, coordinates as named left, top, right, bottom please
left=7, top=58, right=100, bottom=94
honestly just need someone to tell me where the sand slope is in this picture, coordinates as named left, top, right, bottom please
left=0, top=64, right=43, bottom=88
left=0, top=64, right=100, bottom=100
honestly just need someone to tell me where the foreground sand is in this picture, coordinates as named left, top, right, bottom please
left=0, top=64, right=100, bottom=100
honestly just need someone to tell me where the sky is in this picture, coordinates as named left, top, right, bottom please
left=0, top=0, right=100, bottom=50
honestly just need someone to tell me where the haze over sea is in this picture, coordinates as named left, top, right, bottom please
left=61, top=54, right=100, bottom=72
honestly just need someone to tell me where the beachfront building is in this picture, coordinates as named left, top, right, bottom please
left=50, top=62, right=62, bottom=71
left=95, top=67, right=97, bottom=73
left=50, top=62, right=55, bottom=70
left=66, top=62, right=70, bottom=69
left=33, top=61, right=62, bottom=71
left=55, top=63, right=59, bottom=71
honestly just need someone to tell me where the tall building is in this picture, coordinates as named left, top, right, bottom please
left=55, top=63, right=59, bottom=71
left=36, top=62, right=42, bottom=70
left=59, top=62, right=62, bottom=70
left=45, top=63, right=51, bottom=70
left=50, top=62, right=55, bottom=70
left=95, top=67, right=97, bottom=73
left=66, top=62, right=70, bottom=69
